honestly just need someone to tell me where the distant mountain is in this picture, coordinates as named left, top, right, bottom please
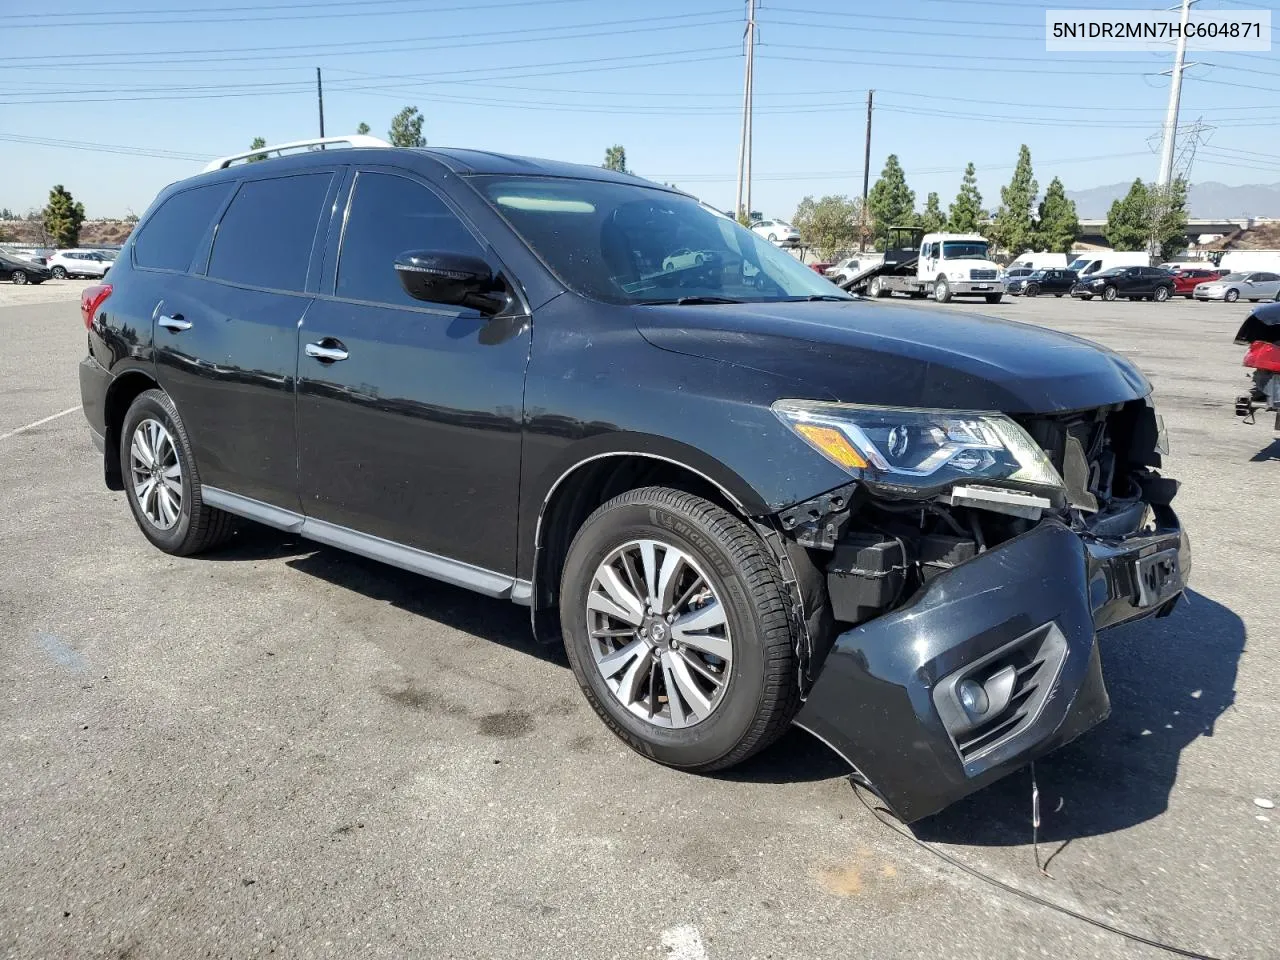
left=1065, top=181, right=1280, bottom=219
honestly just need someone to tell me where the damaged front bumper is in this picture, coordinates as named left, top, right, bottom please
left=793, top=508, right=1189, bottom=823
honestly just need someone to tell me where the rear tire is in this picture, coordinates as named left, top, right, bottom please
left=1154, top=286, right=1170, bottom=302
left=560, top=487, right=800, bottom=772
left=120, top=389, right=234, bottom=556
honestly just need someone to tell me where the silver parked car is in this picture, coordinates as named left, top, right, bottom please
left=1193, top=271, right=1280, bottom=303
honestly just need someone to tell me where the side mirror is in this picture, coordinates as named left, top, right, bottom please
left=394, top=250, right=508, bottom=316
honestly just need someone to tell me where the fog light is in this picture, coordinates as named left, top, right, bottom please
left=958, top=678, right=989, bottom=716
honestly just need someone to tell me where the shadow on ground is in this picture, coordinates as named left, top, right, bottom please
left=1249, top=437, right=1280, bottom=462
left=915, top=589, right=1243, bottom=848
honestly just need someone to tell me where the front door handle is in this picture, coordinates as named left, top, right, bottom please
left=305, top=340, right=349, bottom=362
left=158, top=314, right=191, bottom=332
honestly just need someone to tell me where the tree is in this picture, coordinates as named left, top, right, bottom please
left=866, top=154, right=916, bottom=249
left=1105, top=179, right=1152, bottom=251
left=602, top=145, right=627, bottom=173
left=245, top=137, right=268, bottom=163
left=388, top=106, right=426, bottom=147
left=356, top=122, right=370, bottom=136
left=947, top=162, right=984, bottom=233
left=0, top=207, right=15, bottom=220
left=42, top=185, right=85, bottom=248
left=1036, top=177, right=1079, bottom=255
left=1150, top=178, right=1189, bottom=261
left=792, top=194, right=863, bottom=260
left=988, top=145, right=1038, bottom=255
left=920, top=192, right=946, bottom=234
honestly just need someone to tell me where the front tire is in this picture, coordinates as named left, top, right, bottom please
left=1225, top=289, right=1240, bottom=303
left=560, top=487, right=799, bottom=772
left=11, top=270, right=27, bottom=285
left=934, top=278, right=952, bottom=303
left=1103, top=286, right=1118, bottom=302
left=51, top=266, right=67, bottom=279
left=121, top=389, right=234, bottom=556
left=1024, top=283, right=1040, bottom=298
left=985, top=293, right=1003, bottom=304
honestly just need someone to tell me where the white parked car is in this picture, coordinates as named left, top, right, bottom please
left=750, top=219, right=800, bottom=245
left=48, top=249, right=113, bottom=279
left=825, top=257, right=876, bottom=285
left=661, top=248, right=718, bottom=272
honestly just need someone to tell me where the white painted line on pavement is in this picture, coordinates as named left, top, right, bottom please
left=0, top=406, right=80, bottom=442
left=660, top=925, right=709, bottom=960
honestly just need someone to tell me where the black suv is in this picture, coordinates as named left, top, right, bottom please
left=1072, top=265, right=1176, bottom=302
left=78, top=142, right=1189, bottom=822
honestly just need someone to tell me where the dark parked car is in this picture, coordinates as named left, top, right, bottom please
left=1172, top=267, right=1225, bottom=298
left=78, top=140, right=1189, bottom=823
left=1072, top=265, right=1176, bottom=302
left=1007, top=268, right=1076, bottom=297
left=0, top=251, right=51, bottom=284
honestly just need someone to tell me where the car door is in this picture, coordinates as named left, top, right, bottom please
left=153, top=170, right=339, bottom=510
left=295, top=167, right=530, bottom=574
left=1252, top=272, right=1280, bottom=299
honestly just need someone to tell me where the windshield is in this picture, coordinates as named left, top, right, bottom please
left=1068, top=258, right=1094, bottom=272
left=1095, top=267, right=1126, bottom=277
left=941, top=241, right=988, bottom=260
left=475, top=177, right=849, bottom=305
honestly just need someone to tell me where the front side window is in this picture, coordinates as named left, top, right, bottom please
left=337, top=172, right=484, bottom=308
left=207, top=173, right=332, bottom=293
left=134, top=182, right=234, bottom=272
left=476, top=176, right=849, bottom=305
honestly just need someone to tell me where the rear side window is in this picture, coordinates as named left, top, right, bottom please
left=133, top=182, right=232, bottom=272
left=336, top=172, right=484, bottom=308
left=207, top=173, right=332, bottom=293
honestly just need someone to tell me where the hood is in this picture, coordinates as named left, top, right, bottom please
left=634, top=300, right=1151, bottom=414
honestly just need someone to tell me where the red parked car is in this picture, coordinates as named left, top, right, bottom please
left=1173, top=267, right=1226, bottom=298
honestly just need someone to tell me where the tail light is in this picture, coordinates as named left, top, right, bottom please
left=1244, top=340, right=1280, bottom=373
left=81, top=283, right=112, bottom=330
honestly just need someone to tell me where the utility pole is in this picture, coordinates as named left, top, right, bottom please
left=734, top=0, right=757, bottom=222
left=1156, top=0, right=1192, bottom=189
left=1152, top=0, right=1193, bottom=258
left=316, top=67, right=326, bottom=141
left=860, top=89, right=874, bottom=252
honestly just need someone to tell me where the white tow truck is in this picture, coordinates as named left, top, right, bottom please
left=841, top=227, right=1004, bottom=304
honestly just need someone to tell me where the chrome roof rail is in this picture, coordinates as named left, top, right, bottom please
left=202, top=135, right=392, bottom=172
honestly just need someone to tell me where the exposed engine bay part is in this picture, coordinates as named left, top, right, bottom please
left=945, top=484, right=1051, bottom=521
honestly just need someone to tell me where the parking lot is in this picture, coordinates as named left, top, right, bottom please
left=1, top=282, right=1276, bottom=959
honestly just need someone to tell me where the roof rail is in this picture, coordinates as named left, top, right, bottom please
left=202, top=135, right=392, bottom=172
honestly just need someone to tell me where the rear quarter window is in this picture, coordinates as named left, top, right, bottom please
left=207, top=173, right=333, bottom=293
left=133, top=182, right=233, bottom=272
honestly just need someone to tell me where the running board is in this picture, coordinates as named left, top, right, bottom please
left=201, top=486, right=531, bottom=604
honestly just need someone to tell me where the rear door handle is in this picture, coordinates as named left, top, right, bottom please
left=158, top=314, right=191, bottom=332
left=305, top=340, right=349, bottom=362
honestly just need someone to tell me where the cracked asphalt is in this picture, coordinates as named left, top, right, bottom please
left=1, top=282, right=1276, bottom=959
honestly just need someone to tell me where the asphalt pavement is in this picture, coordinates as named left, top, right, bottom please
left=1, top=284, right=1276, bottom=959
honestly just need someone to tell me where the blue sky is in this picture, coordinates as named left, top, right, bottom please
left=2, top=0, right=1277, bottom=220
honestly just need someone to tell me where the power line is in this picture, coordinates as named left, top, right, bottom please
left=0, top=9, right=737, bottom=65
left=2, top=0, right=601, bottom=28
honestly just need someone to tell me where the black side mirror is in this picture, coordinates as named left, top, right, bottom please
left=394, top=250, right=508, bottom=316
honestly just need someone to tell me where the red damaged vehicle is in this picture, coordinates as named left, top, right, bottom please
left=1173, top=267, right=1225, bottom=299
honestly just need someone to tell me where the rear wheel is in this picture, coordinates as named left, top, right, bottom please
left=868, top=276, right=886, bottom=298
left=50, top=266, right=67, bottom=280
left=121, top=389, right=234, bottom=556
left=560, top=487, right=799, bottom=772
left=1154, top=286, right=1170, bottom=302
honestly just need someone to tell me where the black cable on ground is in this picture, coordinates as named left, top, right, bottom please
left=849, top=780, right=1226, bottom=960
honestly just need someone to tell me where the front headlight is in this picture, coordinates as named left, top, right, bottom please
left=948, top=270, right=965, bottom=281
left=773, top=400, right=1063, bottom=497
